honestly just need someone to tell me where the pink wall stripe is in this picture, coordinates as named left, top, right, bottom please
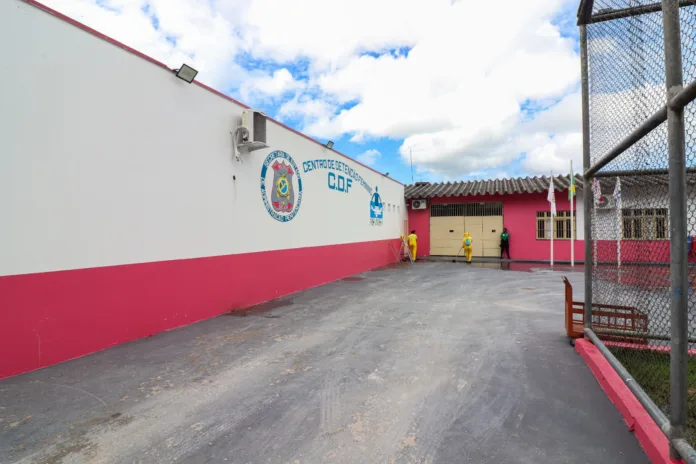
left=0, top=239, right=400, bottom=379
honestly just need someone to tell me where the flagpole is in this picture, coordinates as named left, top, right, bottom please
left=615, top=177, right=622, bottom=284
left=592, top=179, right=599, bottom=267
left=551, top=220, right=554, bottom=266
left=550, top=172, right=554, bottom=267
left=570, top=161, right=575, bottom=267
left=617, top=203, right=622, bottom=283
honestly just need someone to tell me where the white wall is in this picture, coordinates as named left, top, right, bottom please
left=592, top=183, right=686, bottom=240
left=0, top=1, right=405, bottom=276
left=576, top=194, right=585, bottom=240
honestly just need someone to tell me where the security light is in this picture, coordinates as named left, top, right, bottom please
left=326, top=141, right=334, bottom=149
left=174, top=64, right=198, bottom=84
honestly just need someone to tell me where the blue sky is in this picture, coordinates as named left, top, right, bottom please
left=43, top=0, right=584, bottom=184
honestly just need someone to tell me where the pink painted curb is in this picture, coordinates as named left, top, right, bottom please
left=575, top=338, right=683, bottom=464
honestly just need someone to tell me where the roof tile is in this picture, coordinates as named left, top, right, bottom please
left=405, top=174, right=584, bottom=199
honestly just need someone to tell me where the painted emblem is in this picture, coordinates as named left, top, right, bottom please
left=261, top=151, right=303, bottom=222
left=370, top=186, right=384, bottom=226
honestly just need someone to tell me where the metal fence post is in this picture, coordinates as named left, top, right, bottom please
left=580, top=24, right=593, bottom=330
left=661, top=0, right=689, bottom=458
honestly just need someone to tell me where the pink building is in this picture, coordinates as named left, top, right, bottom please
left=406, top=175, right=585, bottom=262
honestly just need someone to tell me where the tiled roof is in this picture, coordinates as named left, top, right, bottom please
left=404, top=174, right=584, bottom=199
left=404, top=171, right=696, bottom=199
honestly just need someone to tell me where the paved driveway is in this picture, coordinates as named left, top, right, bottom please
left=0, top=262, right=648, bottom=463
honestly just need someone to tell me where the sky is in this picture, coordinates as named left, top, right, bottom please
left=41, top=0, right=584, bottom=185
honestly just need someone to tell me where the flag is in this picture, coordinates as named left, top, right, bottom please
left=613, top=177, right=622, bottom=210
left=568, top=173, right=576, bottom=201
left=547, top=176, right=557, bottom=217
left=592, top=178, right=602, bottom=205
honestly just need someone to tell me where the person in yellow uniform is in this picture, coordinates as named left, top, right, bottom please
left=463, top=232, right=473, bottom=264
left=407, top=230, right=418, bottom=261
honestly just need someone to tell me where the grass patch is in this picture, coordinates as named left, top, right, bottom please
left=611, top=348, right=696, bottom=447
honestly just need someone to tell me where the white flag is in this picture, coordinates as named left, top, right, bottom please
left=613, top=177, right=622, bottom=210
left=592, top=178, right=602, bottom=205
left=547, top=176, right=557, bottom=217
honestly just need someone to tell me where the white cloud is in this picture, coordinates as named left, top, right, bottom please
left=515, top=82, right=671, bottom=176
left=42, top=0, right=587, bottom=179
left=240, top=68, right=305, bottom=102
left=267, top=0, right=581, bottom=178
left=521, top=133, right=582, bottom=174
left=493, top=171, right=511, bottom=180
left=41, top=0, right=249, bottom=89
left=277, top=94, right=337, bottom=125
left=243, top=0, right=444, bottom=68
left=356, top=149, right=381, bottom=167
left=524, top=92, right=581, bottom=135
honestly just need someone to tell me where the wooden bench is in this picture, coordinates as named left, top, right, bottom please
left=563, top=276, right=649, bottom=344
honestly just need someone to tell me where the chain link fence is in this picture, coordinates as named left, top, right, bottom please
left=579, top=0, right=696, bottom=459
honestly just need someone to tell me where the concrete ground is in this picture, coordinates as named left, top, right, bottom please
left=0, top=262, right=648, bottom=464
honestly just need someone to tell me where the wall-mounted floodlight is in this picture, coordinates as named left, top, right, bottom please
left=174, top=64, right=198, bottom=83
left=326, top=141, right=334, bottom=149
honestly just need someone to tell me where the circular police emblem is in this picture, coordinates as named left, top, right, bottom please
left=260, top=151, right=303, bottom=222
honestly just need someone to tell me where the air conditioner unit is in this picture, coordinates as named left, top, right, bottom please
left=412, top=199, right=427, bottom=210
left=242, top=109, right=267, bottom=146
left=232, top=109, right=269, bottom=161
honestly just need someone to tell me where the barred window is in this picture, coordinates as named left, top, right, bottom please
left=622, top=209, right=668, bottom=240
left=430, top=202, right=503, bottom=217
left=536, top=211, right=577, bottom=240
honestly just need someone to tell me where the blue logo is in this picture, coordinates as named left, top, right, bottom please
left=370, top=186, right=383, bottom=226
left=260, top=151, right=303, bottom=222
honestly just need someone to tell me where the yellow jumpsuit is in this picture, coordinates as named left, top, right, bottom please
left=463, top=232, right=473, bottom=262
left=408, top=233, right=418, bottom=260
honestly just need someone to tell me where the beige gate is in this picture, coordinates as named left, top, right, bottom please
left=430, top=216, right=465, bottom=256
left=429, top=203, right=503, bottom=257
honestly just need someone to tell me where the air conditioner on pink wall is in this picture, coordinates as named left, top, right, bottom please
left=412, top=199, right=427, bottom=210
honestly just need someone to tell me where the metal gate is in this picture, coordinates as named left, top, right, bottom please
left=429, top=203, right=503, bottom=257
